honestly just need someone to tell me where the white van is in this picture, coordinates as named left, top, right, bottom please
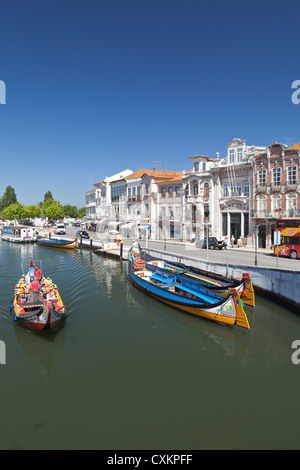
left=54, top=223, right=66, bottom=235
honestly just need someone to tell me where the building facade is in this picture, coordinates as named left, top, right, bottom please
left=251, top=142, right=300, bottom=248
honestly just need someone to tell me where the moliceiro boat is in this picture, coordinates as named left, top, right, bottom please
left=37, top=237, right=78, bottom=249
left=129, top=260, right=250, bottom=329
left=145, top=259, right=255, bottom=308
left=12, top=261, right=67, bottom=331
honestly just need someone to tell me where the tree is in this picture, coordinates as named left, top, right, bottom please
left=2, top=203, right=23, bottom=220
left=0, top=186, right=17, bottom=211
left=78, top=207, right=86, bottom=218
left=22, top=205, right=42, bottom=219
left=63, top=204, right=78, bottom=218
left=43, top=191, right=53, bottom=203
left=42, top=199, right=64, bottom=220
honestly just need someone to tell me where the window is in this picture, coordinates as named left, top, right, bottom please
left=244, top=181, right=249, bottom=196
left=230, top=182, right=242, bottom=196
left=193, top=182, right=198, bottom=196
left=145, top=183, right=149, bottom=194
left=128, top=188, right=131, bottom=197
left=161, top=187, right=166, bottom=197
left=137, top=186, right=141, bottom=197
left=229, top=149, right=235, bottom=163
left=132, top=187, right=136, bottom=196
left=257, top=196, right=267, bottom=213
left=168, top=187, right=173, bottom=197
left=271, top=196, right=281, bottom=212
left=287, top=165, right=297, bottom=184
left=202, top=162, right=206, bottom=171
left=223, top=183, right=229, bottom=197
left=203, top=183, right=209, bottom=197
left=258, top=169, right=267, bottom=185
left=204, top=204, right=210, bottom=220
left=222, top=213, right=228, bottom=236
left=272, top=167, right=282, bottom=186
left=237, top=148, right=243, bottom=162
left=286, top=196, right=297, bottom=214
left=175, top=186, right=180, bottom=197
left=194, top=162, right=199, bottom=172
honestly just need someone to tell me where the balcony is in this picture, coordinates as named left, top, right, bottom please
left=251, top=209, right=294, bottom=218
left=285, top=181, right=298, bottom=191
left=255, top=184, right=267, bottom=194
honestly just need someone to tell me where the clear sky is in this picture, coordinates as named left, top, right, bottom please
left=1, top=0, right=300, bottom=208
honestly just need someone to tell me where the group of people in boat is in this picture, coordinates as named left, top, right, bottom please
left=14, top=262, right=58, bottom=304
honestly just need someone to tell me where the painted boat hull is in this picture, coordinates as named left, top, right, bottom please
left=13, top=298, right=67, bottom=331
left=37, top=238, right=78, bottom=249
left=129, top=268, right=250, bottom=329
left=145, top=259, right=255, bottom=308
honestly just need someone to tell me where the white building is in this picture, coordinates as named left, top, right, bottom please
left=211, top=138, right=266, bottom=245
left=181, top=155, right=216, bottom=241
left=86, top=169, right=133, bottom=222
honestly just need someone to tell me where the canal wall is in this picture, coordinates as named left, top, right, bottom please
left=143, top=248, right=300, bottom=312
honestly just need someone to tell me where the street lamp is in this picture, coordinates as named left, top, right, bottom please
left=254, top=226, right=259, bottom=266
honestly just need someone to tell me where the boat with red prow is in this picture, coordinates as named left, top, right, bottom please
left=11, top=260, right=67, bottom=331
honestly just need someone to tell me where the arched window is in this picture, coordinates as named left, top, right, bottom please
left=203, top=183, right=209, bottom=197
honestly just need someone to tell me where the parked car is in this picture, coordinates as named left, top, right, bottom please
left=76, top=230, right=89, bottom=239
left=196, top=237, right=226, bottom=250
left=54, top=223, right=66, bottom=235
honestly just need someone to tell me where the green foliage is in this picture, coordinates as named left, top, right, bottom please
left=42, top=199, right=64, bottom=220
left=43, top=191, right=53, bottom=203
left=0, top=186, right=18, bottom=211
left=78, top=207, right=86, bottom=218
left=63, top=204, right=78, bottom=218
left=2, top=204, right=23, bottom=220
left=2, top=203, right=42, bottom=221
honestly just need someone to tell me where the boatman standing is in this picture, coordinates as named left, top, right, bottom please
left=30, top=278, right=40, bottom=303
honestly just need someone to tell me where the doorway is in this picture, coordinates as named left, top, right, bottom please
left=230, top=213, right=241, bottom=244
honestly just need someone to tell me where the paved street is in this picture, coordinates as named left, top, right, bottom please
left=65, top=226, right=300, bottom=271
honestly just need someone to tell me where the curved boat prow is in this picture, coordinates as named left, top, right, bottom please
left=240, top=273, right=255, bottom=308
left=232, top=289, right=250, bottom=329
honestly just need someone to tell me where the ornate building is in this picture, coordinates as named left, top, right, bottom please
left=251, top=142, right=300, bottom=248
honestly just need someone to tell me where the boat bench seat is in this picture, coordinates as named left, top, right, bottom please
left=151, top=273, right=176, bottom=284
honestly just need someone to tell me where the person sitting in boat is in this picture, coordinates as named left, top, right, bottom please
left=47, top=289, right=57, bottom=301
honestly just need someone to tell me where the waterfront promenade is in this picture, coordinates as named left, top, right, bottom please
left=64, top=226, right=300, bottom=271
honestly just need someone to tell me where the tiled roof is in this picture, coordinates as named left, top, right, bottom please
left=125, top=169, right=183, bottom=180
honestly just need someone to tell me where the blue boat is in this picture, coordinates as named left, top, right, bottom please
left=129, top=260, right=250, bottom=329
left=37, top=237, right=78, bottom=249
left=145, top=259, right=255, bottom=307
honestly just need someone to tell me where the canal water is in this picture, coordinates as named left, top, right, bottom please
left=0, top=241, right=300, bottom=450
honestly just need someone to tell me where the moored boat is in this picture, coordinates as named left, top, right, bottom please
left=37, top=237, right=78, bottom=249
left=1, top=225, right=37, bottom=243
left=129, top=260, right=250, bottom=329
left=145, top=259, right=255, bottom=308
left=12, top=260, right=67, bottom=331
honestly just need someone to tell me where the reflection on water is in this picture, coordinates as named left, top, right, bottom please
left=0, top=241, right=300, bottom=450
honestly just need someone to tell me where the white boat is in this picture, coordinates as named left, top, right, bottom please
left=1, top=225, right=37, bottom=243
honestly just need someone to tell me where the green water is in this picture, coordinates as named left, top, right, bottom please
left=0, top=241, right=300, bottom=450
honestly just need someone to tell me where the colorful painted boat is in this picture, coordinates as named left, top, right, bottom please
left=145, top=259, right=255, bottom=308
left=129, top=261, right=250, bottom=329
left=12, top=261, right=67, bottom=331
left=37, top=237, right=78, bottom=249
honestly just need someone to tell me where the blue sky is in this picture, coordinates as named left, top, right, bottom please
left=0, top=0, right=300, bottom=208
